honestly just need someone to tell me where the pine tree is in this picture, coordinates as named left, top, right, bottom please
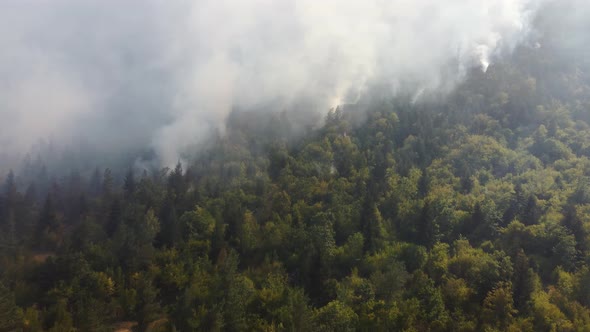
left=123, top=168, right=136, bottom=200
left=136, top=278, right=161, bottom=331
left=48, top=299, right=74, bottom=332
left=522, top=195, right=541, bottom=226
left=0, top=282, right=18, bottom=331
left=512, top=249, right=536, bottom=313
left=363, top=204, right=387, bottom=253
left=102, top=168, right=114, bottom=199
left=36, top=193, right=60, bottom=249
left=503, top=183, right=525, bottom=225
left=417, top=201, right=438, bottom=249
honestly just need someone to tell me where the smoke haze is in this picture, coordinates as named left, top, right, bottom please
left=0, top=0, right=569, bottom=170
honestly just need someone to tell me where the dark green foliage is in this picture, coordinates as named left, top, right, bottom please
left=136, top=277, right=162, bottom=331
left=0, top=282, right=18, bottom=331
left=4, top=31, right=590, bottom=331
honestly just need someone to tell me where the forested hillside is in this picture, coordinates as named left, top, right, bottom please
left=3, top=7, right=590, bottom=331
left=2, top=34, right=590, bottom=331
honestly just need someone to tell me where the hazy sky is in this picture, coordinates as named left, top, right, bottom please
left=0, top=0, right=566, bottom=169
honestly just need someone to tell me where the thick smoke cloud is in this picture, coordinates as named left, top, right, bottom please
left=0, top=0, right=547, bottom=170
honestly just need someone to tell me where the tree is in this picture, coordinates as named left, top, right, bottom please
left=168, top=162, right=187, bottom=205
left=314, top=300, right=358, bottom=332
left=36, top=193, right=61, bottom=249
left=522, top=195, right=541, bottom=226
left=416, top=201, right=439, bottom=249
left=21, top=306, right=43, bottom=332
left=482, top=282, right=517, bottom=330
left=2, top=170, right=17, bottom=198
left=123, top=168, right=136, bottom=199
left=142, top=209, right=161, bottom=244
left=106, top=198, right=122, bottom=236
left=136, top=277, right=161, bottom=331
left=48, top=299, right=75, bottom=332
left=102, top=168, right=114, bottom=199
left=503, top=183, right=526, bottom=225
left=157, top=198, right=180, bottom=248
left=362, top=204, right=388, bottom=253
left=512, top=249, right=537, bottom=312
left=406, top=271, right=448, bottom=326
left=562, top=205, right=589, bottom=252
left=216, top=249, right=254, bottom=331
left=238, top=210, right=260, bottom=256
left=0, top=282, right=18, bottom=331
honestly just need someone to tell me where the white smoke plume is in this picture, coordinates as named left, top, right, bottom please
left=0, top=0, right=544, bottom=168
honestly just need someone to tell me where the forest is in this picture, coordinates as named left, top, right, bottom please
left=3, top=2, right=590, bottom=332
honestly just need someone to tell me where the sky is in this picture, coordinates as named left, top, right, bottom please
left=0, top=0, right=575, bottom=171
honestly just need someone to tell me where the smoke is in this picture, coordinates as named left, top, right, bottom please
left=0, top=0, right=549, bottom=169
